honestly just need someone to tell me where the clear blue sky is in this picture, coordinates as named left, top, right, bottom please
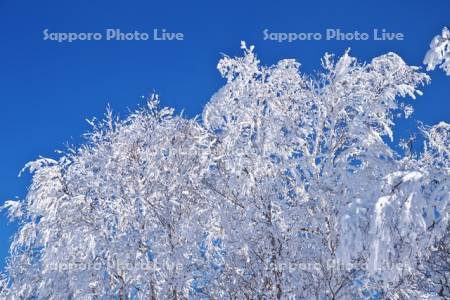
left=0, top=0, right=449, bottom=271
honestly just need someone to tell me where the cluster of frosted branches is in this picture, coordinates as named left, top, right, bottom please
left=424, top=27, right=450, bottom=75
left=1, top=30, right=449, bottom=299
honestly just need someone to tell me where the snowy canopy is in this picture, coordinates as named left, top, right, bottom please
left=1, top=32, right=449, bottom=299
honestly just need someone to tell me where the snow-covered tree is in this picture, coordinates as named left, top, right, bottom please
left=2, top=99, right=213, bottom=299
left=1, top=36, right=449, bottom=299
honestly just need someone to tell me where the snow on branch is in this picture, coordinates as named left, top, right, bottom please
left=424, top=27, right=450, bottom=75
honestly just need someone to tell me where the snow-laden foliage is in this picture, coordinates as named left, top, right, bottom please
left=2, top=41, right=449, bottom=299
left=424, top=27, right=450, bottom=75
left=370, top=123, right=450, bottom=298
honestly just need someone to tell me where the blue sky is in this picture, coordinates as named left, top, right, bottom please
left=0, top=0, right=449, bottom=270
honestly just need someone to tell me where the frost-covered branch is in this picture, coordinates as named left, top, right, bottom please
left=424, top=27, right=450, bottom=75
